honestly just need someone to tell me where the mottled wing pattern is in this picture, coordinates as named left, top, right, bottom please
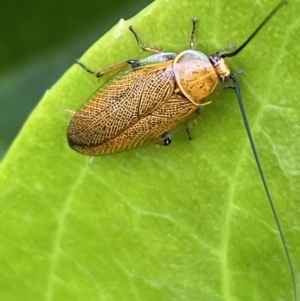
left=97, top=93, right=196, bottom=154
left=68, top=61, right=197, bottom=155
left=68, top=61, right=175, bottom=150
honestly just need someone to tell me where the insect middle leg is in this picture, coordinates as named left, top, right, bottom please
left=129, top=26, right=162, bottom=54
left=75, top=58, right=141, bottom=78
left=183, top=108, right=202, bottom=140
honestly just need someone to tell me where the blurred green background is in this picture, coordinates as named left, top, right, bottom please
left=0, top=0, right=154, bottom=158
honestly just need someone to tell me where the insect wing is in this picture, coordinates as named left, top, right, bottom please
left=68, top=61, right=178, bottom=155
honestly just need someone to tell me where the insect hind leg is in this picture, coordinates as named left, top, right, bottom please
left=75, top=58, right=141, bottom=77
left=155, top=132, right=172, bottom=146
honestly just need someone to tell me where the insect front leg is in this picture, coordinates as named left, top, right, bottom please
left=75, top=58, right=141, bottom=78
left=189, top=18, right=198, bottom=50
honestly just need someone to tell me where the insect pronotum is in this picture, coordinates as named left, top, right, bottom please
left=67, top=1, right=296, bottom=298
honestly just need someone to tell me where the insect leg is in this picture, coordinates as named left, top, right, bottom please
left=190, top=18, right=198, bottom=50
left=155, top=132, right=172, bottom=146
left=162, top=133, right=172, bottom=146
left=75, top=59, right=140, bottom=78
left=129, top=26, right=162, bottom=54
left=61, top=109, right=76, bottom=116
left=183, top=108, right=202, bottom=140
left=185, top=128, right=193, bottom=140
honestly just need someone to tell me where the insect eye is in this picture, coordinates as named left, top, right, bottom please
left=209, top=54, right=231, bottom=82
left=209, top=53, right=221, bottom=64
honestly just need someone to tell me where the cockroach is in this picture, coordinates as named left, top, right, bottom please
left=67, top=2, right=296, bottom=298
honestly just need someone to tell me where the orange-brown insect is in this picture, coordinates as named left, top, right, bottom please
left=67, top=2, right=297, bottom=298
left=67, top=3, right=284, bottom=156
left=67, top=44, right=222, bottom=155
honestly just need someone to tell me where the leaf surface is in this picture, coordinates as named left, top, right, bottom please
left=0, top=0, right=299, bottom=300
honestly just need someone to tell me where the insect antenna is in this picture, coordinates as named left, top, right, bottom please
left=221, top=1, right=288, bottom=58
left=228, top=73, right=297, bottom=301
left=217, top=1, right=296, bottom=298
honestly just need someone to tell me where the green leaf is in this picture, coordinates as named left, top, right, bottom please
left=0, top=0, right=299, bottom=300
